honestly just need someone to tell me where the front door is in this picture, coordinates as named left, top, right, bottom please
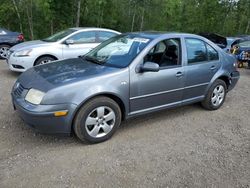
left=129, top=38, right=185, bottom=114
left=62, top=31, right=99, bottom=59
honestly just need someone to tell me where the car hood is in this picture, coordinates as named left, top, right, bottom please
left=10, top=40, right=52, bottom=51
left=18, top=58, right=120, bottom=92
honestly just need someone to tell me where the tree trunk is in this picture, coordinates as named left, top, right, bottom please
left=50, top=20, right=54, bottom=35
left=245, top=20, right=250, bottom=34
left=12, top=0, right=23, bottom=33
left=26, top=0, right=34, bottom=40
left=76, top=0, right=81, bottom=27
left=131, top=5, right=136, bottom=32
left=140, top=7, right=145, bottom=31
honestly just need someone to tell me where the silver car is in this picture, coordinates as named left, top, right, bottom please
left=7, top=27, right=120, bottom=72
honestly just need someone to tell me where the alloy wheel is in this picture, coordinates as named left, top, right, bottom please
left=211, top=85, right=225, bottom=107
left=0, top=46, right=9, bottom=59
left=85, top=106, right=116, bottom=138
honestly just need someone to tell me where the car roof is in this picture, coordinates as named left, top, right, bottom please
left=69, top=27, right=120, bottom=33
left=122, top=31, right=205, bottom=40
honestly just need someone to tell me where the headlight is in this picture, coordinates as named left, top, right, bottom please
left=14, top=49, right=32, bottom=57
left=25, top=89, right=45, bottom=105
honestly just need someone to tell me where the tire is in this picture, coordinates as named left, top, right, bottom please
left=201, top=79, right=227, bottom=110
left=73, top=96, right=122, bottom=143
left=0, top=44, right=11, bottom=59
left=34, top=56, right=56, bottom=66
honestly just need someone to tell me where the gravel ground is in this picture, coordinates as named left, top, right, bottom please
left=0, top=60, right=249, bottom=188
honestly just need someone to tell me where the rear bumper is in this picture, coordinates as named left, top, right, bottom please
left=228, top=71, right=240, bottom=91
left=12, top=94, right=77, bottom=134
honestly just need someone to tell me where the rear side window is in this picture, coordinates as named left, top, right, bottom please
left=98, top=31, right=117, bottom=42
left=185, top=38, right=207, bottom=63
left=185, top=38, right=219, bottom=64
left=206, top=43, right=219, bottom=61
left=68, top=31, right=97, bottom=44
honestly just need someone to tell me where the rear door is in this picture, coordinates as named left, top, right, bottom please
left=62, top=31, right=99, bottom=59
left=183, top=38, right=220, bottom=102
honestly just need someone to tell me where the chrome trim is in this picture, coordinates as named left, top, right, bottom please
left=129, top=101, right=181, bottom=115
left=129, top=96, right=204, bottom=116
left=130, top=87, right=182, bottom=100
left=130, top=82, right=209, bottom=100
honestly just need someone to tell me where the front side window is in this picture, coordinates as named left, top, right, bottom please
left=42, top=29, right=76, bottom=42
left=98, top=31, right=118, bottom=42
left=67, top=31, right=96, bottom=44
left=144, top=38, right=181, bottom=67
left=83, top=34, right=151, bottom=68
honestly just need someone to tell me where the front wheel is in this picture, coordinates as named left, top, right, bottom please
left=202, top=79, right=227, bottom=110
left=34, top=56, right=56, bottom=66
left=73, top=97, right=122, bottom=143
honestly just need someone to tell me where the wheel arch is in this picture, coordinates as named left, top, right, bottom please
left=34, top=54, right=58, bottom=66
left=217, top=75, right=230, bottom=89
left=70, top=93, right=127, bottom=133
left=0, top=43, right=11, bottom=47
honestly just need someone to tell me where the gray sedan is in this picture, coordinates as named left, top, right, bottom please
left=12, top=32, right=239, bottom=143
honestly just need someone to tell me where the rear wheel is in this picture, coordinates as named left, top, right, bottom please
left=34, top=56, right=56, bottom=66
left=202, top=79, right=227, bottom=110
left=0, top=44, right=10, bottom=59
left=73, top=96, right=122, bottom=143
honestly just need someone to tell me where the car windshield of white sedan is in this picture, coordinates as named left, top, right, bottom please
left=84, top=35, right=151, bottom=68
left=42, top=29, right=76, bottom=42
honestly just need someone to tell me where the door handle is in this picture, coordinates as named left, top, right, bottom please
left=210, top=65, right=216, bottom=70
left=176, top=71, right=183, bottom=77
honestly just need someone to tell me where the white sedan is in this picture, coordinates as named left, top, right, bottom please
left=7, top=27, right=120, bottom=72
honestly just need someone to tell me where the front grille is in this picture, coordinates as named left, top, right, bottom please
left=13, top=83, right=25, bottom=97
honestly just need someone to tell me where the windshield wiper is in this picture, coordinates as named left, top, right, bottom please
left=80, top=55, right=105, bottom=65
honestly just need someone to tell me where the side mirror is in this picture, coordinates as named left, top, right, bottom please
left=65, top=39, right=74, bottom=45
left=138, top=62, right=160, bottom=73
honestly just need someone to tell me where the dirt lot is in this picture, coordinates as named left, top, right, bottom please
left=0, top=60, right=249, bottom=188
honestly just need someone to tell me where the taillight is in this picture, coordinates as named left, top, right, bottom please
left=17, top=34, right=24, bottom=41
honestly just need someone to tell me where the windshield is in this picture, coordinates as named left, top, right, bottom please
left=83, top=34, right=151, bottom=68
left=42, top=29, right=76, bottom=42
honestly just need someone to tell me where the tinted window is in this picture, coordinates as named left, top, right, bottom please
left=206, top=44, right=219, bottom=60
left=68, top=31, right=96, bottom=44
left=98, top=31, right=117, bottom=42
left=145, top=38, right=181, bottom=67
left=186, top=38, right=207, bottom=64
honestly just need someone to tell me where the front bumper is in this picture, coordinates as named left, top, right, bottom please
left=12, top=94, right=78, bottom=134
left=7, top=54, right=36, bottom=72
left=228, top=71, right=240, bottom=91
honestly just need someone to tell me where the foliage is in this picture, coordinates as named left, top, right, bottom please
left=0, top=0, right=249, bottom=40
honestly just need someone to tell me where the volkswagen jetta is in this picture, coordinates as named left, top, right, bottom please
left=12, top=32, right=240, bottom=143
